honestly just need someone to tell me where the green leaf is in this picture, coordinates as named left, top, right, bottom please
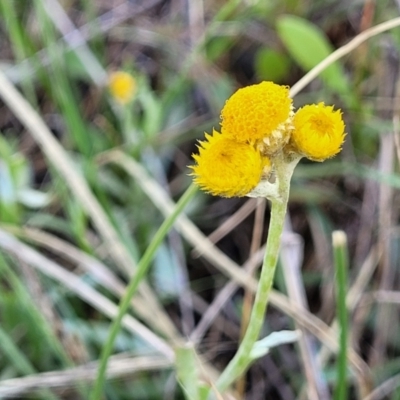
left=176, top=343, right=201, bottom=400
left=0, top=160, right=16, bottom=204
left=332, top=231, right=349, bottom=400
left=17, top=188, right=50, bottom=208
left=153, top=242, right=184, bottom=299
left=255, top=48, right=290, bottom=82
left=138, top=79, right=162, bottom=138
left=206, top=36, right=234, bottom=62
left=250, top=330, right=301, bottom=360
left=277, top=15, right=349, bottom=95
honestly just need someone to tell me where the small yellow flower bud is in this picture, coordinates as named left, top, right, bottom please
left=290, top=102, right=345, bottom=161
left=108, top=71, right=137, bottom=105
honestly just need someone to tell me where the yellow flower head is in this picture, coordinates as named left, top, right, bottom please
left=291, top=102, right=345, bottom=161
left=190, top=130, right=269, bottom=198
left=220, top=81, right=293, bottom=153
left=108, top=71, right=137, bottom=104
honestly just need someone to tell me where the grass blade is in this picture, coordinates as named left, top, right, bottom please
left=333, top=230, right=349, bottom=400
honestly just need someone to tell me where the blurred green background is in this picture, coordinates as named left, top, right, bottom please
left=0, top=1, right=400, bottom=399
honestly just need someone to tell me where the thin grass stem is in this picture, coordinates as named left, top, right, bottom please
left=333, top=231, right=349, bottom=400
left=90, top=183, right=198, bottom=399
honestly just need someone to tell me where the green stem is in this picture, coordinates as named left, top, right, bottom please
left=216, top=197, right=287, bottom=391
left=90, top=183, right=198, bottom=400
left=333, top=231, right=349, bottom=400
left=216, top=156, right=298, bottom=392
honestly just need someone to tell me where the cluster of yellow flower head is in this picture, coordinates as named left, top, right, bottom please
left=190, top=81, right=345, bottom=198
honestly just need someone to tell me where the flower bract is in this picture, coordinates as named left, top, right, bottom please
left=220, top=81, right=292, bottom=151
left=291, top=102, right=345, bottom=161
left=190, top=130, right=268, bottom=198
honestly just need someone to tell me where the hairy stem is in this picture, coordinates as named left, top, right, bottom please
left=216, top=156, right=298, bottom=392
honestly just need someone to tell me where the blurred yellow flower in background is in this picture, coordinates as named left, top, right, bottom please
left=108, top=71, right=137, bottom=105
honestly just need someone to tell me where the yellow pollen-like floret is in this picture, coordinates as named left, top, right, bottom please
left=108, top=71, right=137, bottom=105
left=190, top=130, right=267, bottom=198
left=220, top=81, right=292, bottom=145
left=291, top=102, right=345, bottom=161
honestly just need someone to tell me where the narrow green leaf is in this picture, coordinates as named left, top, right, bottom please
left=332, top=230, right=349, bottom=400
left=176, top=343, right=201, bottom=400
left=90, top=183, right=198, bottom=399
left=0, top=325, right=36, bottom=376
left=250, top=330, right=301, bottom=360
